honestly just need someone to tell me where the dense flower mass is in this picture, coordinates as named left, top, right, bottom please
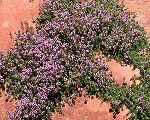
left=0, top=1, right=109, bottom=119
left=0, top=0, right=149, bottom=120
left=4, top=29, right=69, bottom=119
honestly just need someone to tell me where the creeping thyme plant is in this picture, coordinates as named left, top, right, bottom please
left=0, top=0, right=150, bottom=119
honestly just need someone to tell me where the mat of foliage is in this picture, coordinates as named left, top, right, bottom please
left=0, top=0, right=149, bottom=119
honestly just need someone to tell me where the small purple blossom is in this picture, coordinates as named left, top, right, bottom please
left=97, top=9, right=102, bottom=16
left=0, top=75, right=4, bottom=83
left=131, top=29, right=139, bottom=36
left=104, top=14, right=111, bottom=22
left=119, top=12, right=129, bottom=22
left=84, top=2, right=93, bottom=7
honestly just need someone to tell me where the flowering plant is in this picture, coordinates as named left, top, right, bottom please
left=0, top=0, right=149, bottom=119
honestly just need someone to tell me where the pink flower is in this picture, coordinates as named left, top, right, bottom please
left=104, top=14, right=111, bottom=22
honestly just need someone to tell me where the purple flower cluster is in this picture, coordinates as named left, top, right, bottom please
left=3, top=20, right=69, bottom=119
left=5, top=34, right=67, bottom=119
left=0, top=1, right=110, bottom=119
left=4, top=1, right=112, bottom=119
left=0, top=0, right=145, bottom=119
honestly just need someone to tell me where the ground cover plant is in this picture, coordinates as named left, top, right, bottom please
left=0, top=0, right=150, bottom=119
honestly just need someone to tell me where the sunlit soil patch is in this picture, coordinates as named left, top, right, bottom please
left=0, top=0, right=43, bottom=55
left=51, top=91, right=130, bottom=120
left=0, top=89, right=16, bottom=120
left=114, top=105, right=131, bottom=120
left=94, top=50, right=140, bottom=86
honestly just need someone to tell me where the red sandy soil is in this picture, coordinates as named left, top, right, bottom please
left=51, top=92, right=130, bottom=120
left=0, top=0, right=149, bottom=120
left=0, top=0, right=44, bottom=55
left=0, top=89, right=16, bottom=120
left=94, top=50, right=140, bottom=86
